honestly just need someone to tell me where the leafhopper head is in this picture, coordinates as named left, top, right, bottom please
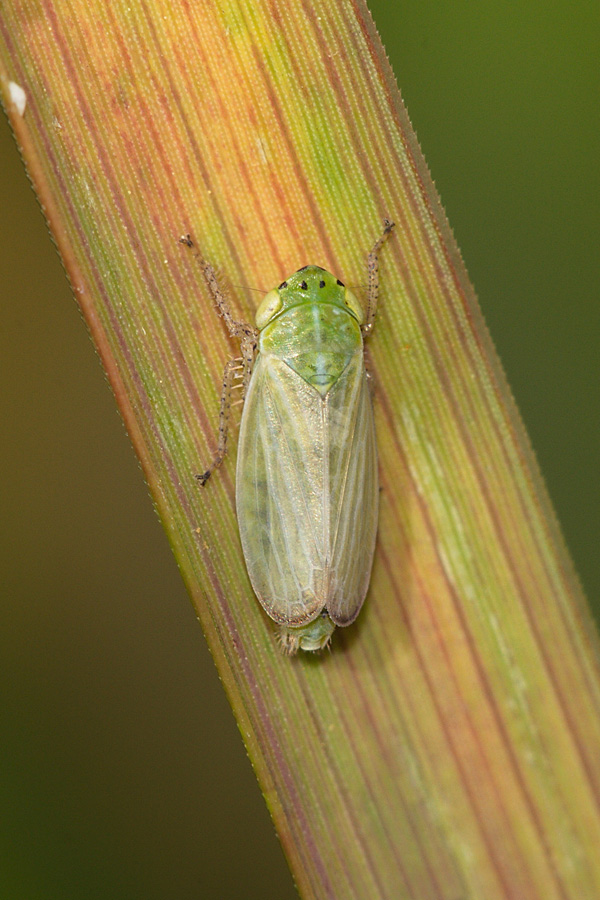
left=254, top=265, right=364, bottom=331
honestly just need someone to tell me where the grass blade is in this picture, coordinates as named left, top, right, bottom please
left=1, top=2, right=600, bottom=897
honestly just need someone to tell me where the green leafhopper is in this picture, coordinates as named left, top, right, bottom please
left=182, top=221, right=395, bottom=654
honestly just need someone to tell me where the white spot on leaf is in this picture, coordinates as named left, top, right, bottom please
left=8, top=81, right=26, bottom=116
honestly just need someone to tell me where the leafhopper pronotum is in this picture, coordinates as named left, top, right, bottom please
left=182, top=221, right=395, bottom=653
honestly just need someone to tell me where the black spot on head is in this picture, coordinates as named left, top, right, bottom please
left=319, top=279, right=325, bottom=288
left=300, top=280, right=308, bottom=290
left=337, top=278, right=344, bottom=286
left=278, top=281, right=288, bottom=289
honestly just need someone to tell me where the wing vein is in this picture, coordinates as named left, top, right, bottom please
left=329, top=362, right=364, bottom=563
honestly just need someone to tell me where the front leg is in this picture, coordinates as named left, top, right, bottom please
left=362, top=218, right=395, bottom=337
left=179, top=235, right=258, bottom=344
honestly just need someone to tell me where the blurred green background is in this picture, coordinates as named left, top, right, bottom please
left=1, top=3, right=598, bottom=897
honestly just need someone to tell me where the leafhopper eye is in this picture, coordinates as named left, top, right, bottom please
left=344, top=287, right=364, bottom=324
left=255, top=288, right=283, bottom=329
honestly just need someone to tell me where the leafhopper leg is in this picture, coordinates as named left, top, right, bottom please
left=196, top=357, right=244, bottom=486
left=179, top=235, right=258, bottom=485
left=362, top=218, right=395, bottom=337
